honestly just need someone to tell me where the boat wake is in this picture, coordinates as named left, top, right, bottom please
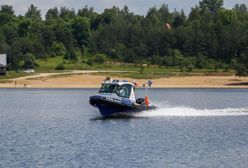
left=91, top=100, right=248, bottom=120
left=135, top=105, right=248, bottom=118
left=91, top=106, right=248, bottom=120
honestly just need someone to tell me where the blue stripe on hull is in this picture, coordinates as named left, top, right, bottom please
left=97, top=104, right=135, bottom=116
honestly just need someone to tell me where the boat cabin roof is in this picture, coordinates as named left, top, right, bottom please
left=102, top=79, right=135, bottom=86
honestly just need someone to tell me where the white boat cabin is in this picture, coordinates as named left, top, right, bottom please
left=98, top=80, right=136, bottom=101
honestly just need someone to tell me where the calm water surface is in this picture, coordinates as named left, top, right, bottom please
left=1, top=88, right=248, bottom=168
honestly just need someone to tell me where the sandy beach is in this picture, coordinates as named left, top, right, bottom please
left=1, top=71, right=248, bottom=89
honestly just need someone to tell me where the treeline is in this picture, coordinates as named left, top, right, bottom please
left=0, top=0, right=248, bottom=75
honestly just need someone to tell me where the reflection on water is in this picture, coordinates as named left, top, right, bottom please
left=90, top=115, right=138, bottom=121
left=1, top=88, right=248, bottom=168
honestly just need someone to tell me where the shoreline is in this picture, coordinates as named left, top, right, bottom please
left=1, top=72, right=248, bottom=89
left=0, top=87, right=248, bottom=89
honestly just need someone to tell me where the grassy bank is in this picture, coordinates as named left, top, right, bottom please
left=95, top=69, right=235, bottom=79
left=36, top=56, right=235, bottom=71
left=0, top=72, right=32, bottom=82
left=0, top=56, right=236, bottom=82
left=36, top=56, right=110, bottom=70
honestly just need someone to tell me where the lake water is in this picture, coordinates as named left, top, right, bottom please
left=1, top=88, right=248, bottom=168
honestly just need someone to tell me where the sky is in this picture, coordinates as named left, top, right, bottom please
left=0, top=0, right=248, bottom=17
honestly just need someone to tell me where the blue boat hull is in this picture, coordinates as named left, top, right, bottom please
left=89, top=95, right=156, bottom=116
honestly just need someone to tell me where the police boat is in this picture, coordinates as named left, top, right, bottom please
left=89, top=79, right=156, bottom=116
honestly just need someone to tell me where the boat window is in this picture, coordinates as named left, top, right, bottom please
left=99, top=84, right=118, bottom=93
left=115, top=84, right=132, bottom=98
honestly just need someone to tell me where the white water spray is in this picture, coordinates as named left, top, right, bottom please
left=135, top=102, right=248, bottom=117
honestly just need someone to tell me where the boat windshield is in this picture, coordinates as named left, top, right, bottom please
left=115, top=84, right=132, bottom=98
left=99, top=84, right=118, bottom=93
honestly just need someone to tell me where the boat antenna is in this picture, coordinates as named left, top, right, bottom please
left=105, top=61, right=108, bottom=79
left=145, top=73, right=149, bottom=96
left=145, top=72, right=154, bottom=106
left=145, top=73, right=150, bottom=106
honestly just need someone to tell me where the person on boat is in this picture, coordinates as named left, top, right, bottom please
left=133, top=80, right=138, bottom=87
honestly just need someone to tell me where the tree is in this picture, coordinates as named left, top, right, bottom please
left=189, top=6, right=201, bottom=21
left=25, top=4, right=42, bottom=20
left=51, top=42, right=66, bottom=57
left=199, top=0, right=223, bottom=15
left=101, top=8, right=118, bottom=24
left=234, top=4, right=247, bottom=13
left=60, top=7, right=75, bottom=20
left=0, top=5, right=15, bottom=25
left=93, top=53, right=106, bottom=63
left=121, top=48, right=137, bottom=63
left=18, top=18, right=31, bottom=37
left=78, top=6, right=95, bottom=18
left=236, top=50, right=248, bottom=77
left=0, top=34, right=9, bottom=54
left=157, top=4, right=171, bottom=22
left=55, top=63, right=65, bottom=70
left=53, top=20, right=75, bottom=49
left=0, top=2, right=248, bottom=71
left=195, top=53, right=208, bottom=69
left=218, top=9, right=237, bottom=25
left=46, top=7, right=59, bottom=20
left=71, top=16, right=90, bottom=48
left=180, top=58, right=194, bottom=72
left=168, top=49, right=184, bottom=66
left=0, top=5, right=14, bottom=15
left=64, top=49, right=78, bottom=61
left=78, top=6, right=98, bottom=29
left=22, top=53, right=38, bottom=69
left=1, top=23, right=18, bottom=45
left=140, top=64, right=144, bottom=74
left=173, top=10, right=186, bottom=27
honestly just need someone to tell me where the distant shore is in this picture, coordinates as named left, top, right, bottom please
left=0, top=71, right=248, bottom=89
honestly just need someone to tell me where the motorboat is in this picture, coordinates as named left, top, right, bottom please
left=89, top=79, right=156, bottom=116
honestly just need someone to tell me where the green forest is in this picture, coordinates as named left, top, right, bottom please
left=0, top=0, right=248, bottom=76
